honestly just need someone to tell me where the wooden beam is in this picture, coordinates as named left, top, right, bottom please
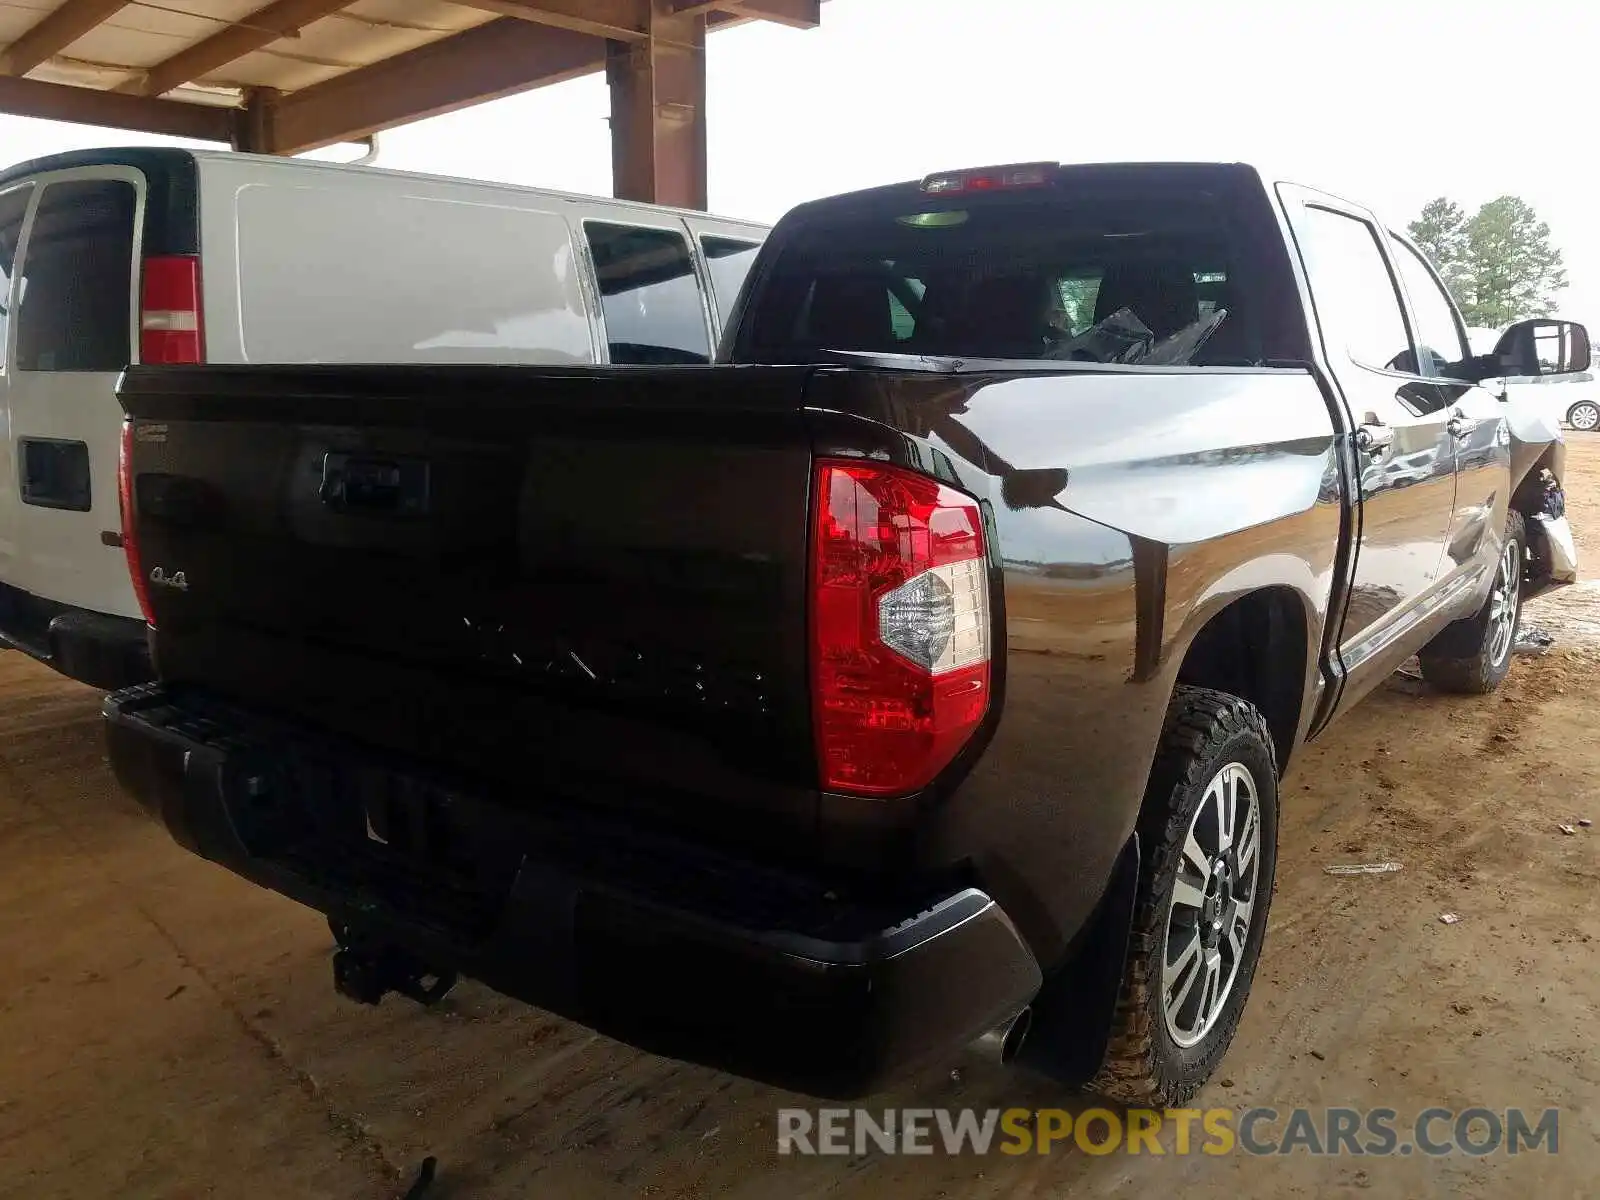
left=0, top=73, right=236, bottom=140
left=671, top=0, right=818, bottom=29
left=608, top=4, right=705, bottom=209
left=0, top=0, right=130, bottom=76
left=232, top=85, right=279, bottom=151
left=119, top=0, right=355, bottom=97
left=443, top=0, right=648, bottom=42
left=266, top=19, right=603, bottom=155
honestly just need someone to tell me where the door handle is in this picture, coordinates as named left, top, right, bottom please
left=1356, top=419, right=1393, bottom=455
left=1446, top=410, right=1479, bottom=439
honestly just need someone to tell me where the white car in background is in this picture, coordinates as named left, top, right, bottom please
left=1557, top=381, right=1600, bottom=431
left=1469, top=324, right=1600, bottom=431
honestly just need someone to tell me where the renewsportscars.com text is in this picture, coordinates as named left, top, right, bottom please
left=776, top=1106, right=1559, bottom=1157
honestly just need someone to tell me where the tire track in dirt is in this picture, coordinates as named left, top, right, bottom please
left=0, top=677, right=404, bottom=1200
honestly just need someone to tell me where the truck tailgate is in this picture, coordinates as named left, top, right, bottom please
left=117, top=364, right=819, bottom=854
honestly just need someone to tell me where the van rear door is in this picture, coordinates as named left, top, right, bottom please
left=5, top=166, right=145, bottom=622
left=684, top=220, right=763, bottom=336
left=0, top=181, right=34, bottom=600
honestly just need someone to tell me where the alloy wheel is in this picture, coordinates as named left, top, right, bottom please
left=1161, top=762, right=1262, bottom=1048
left=1488, top=539, right=1521, bottom=667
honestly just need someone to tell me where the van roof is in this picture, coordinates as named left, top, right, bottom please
left=0, top=146, right=769, bottom=231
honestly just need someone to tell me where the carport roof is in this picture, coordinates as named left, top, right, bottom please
left=0, top=0, right=819, bottom=154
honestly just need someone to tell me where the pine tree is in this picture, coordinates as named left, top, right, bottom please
left=1406, top=195, right=1566, bottom=328
left=1460, top=196, right=1567, bottom=328
left=1407, top=197, right=1472, bottom=303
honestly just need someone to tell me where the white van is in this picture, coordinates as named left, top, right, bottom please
left=0, top=148, right=768, bottom=688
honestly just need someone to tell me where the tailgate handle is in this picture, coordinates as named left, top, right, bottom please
left=320, top=453, right=430, bottom=516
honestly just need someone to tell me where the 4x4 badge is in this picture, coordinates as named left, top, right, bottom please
left=149, top=566, right=189, bottom=591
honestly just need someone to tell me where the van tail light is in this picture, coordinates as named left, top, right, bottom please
left=140, top=255, right=203, bottom=364
left=810, top=460, right=991, bottom=797
left=119, top=420, right=155, bottom=628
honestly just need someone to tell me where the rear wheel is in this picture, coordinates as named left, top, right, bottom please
left=1568, top=400, right=1600, bottom=432
left=1418, top=511, right=1525, bottom=695
left=1090, top=687, right=1279, bottom=1106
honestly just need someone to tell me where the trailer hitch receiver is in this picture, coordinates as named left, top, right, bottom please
left=331, top=929, right=458, bottom=1008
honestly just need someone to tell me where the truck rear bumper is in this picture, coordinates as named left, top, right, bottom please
left=104, top=684, right=1042, bottom=1097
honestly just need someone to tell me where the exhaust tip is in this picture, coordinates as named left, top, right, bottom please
left=974, top=1006, right=1032, bottom=1066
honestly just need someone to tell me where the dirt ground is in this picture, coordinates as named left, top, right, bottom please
left=4, top=445, right=1600, bottom=1199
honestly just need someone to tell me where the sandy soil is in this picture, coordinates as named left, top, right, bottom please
left=3, top=442, right=1600, bottom=1199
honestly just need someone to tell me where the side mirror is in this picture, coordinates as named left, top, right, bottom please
left=1493, top=318, right=1591, bottom=377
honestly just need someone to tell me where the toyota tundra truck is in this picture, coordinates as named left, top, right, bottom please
left=103, top=162, right=1583, bottom=1104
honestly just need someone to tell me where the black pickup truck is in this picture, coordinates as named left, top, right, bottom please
left=105, top=162, right=1584, bottom=1104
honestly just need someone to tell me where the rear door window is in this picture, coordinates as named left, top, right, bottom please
left=584, top=223, right=712, bottom=364
left=0, top=184, right=31, bottom=372
left=700, top=235, right=761, bottom=325
left=15, top=178, right=137, bottom=372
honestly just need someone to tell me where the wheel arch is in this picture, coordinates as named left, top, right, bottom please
left=1510, top=441, right=1562, bottom=520
left=1013, top=584, right=1313, bottom=1095
left=1169, top=585, right=1314, bottom=776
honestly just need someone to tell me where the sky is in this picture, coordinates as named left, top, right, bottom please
left=3, top=0, right=1599, bottom=322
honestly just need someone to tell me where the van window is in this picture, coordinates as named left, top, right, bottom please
left=16, top=179, right=137, bottom=372
left=0, top=185, right=30, bottom=372
left=585, top=223, right=711, bottom=364
left=700, top=235, right=761, bottom=323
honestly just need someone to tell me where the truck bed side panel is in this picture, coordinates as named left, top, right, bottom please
left=803, top=365, right=1342, bottom=962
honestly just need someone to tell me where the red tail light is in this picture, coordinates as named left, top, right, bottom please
left=119, top=420, right=155, bottom=628
left=140, top=255, right=203, bottom=364
left=810, top=461, right=992, bottom=797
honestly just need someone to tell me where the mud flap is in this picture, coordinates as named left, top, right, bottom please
left=1013, top=834, right=1140, bottom=1087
